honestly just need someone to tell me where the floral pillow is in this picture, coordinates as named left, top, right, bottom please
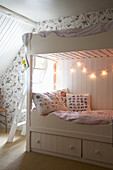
left=58, top=88, right=69, bottom=106
left=32, top=91, right=67, bottom=115
left=66, top=93, right=91, bottom=112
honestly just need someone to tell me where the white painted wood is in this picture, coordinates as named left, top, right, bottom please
left=96, top=57, right=102, bottom=109
left=57, top=57, right=113, bottom=110
left=31, top=132, right=36, bottom=148
left=35, top=133, right=41, bottom=149
left=101, top=57, right=108, bottom=109
left=21, top=124, right=26, bottom=136
left=56, top=136, right=63, bottom=154
left=0, top=5, right=37, bottom=27
left=7, top=85, right=27, bottom=142
left=27, top=32, right=113, bottom=169
left=0, top=12, right=33, bottom=77
left=31, top=111, right=112, bottom=143
left=76, top=61, right=82, bottom=94
left=67, top=60, right=73, bottom=93
left=51, top=135, right=57, bottom=153
left=7, top=124, right=17, bottom=143
left=83, top=140, right=113, bottom=165
left=86, top=58, right=91, bottom=96
left=91, top=58, right=97, bottom=109
left=31, top=132, right=81, bottom=157
left=40, top=133, right=46, bottom=150
left=107, top=57, right=113, bottom=109
left=62, top=137, right=69, bottom=155
left=30, top=31, right=113, bottom=55
left=45, top=134, right=52, bottom=151
left=68, top=138, right=81, bottom=157
left=81, top=59, right=87, bottom=94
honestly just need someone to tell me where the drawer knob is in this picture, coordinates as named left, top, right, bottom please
left=36, top=140, right=40, bottom=143
left=69, top=145, right=73, bottom=149
left=95, top=149, right=100, bottom=155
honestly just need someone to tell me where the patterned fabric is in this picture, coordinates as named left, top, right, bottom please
left=58, top=88, right=69, bottom=106
left=66, top=94, right=91, bottom=112
left=32, top=90, right=67, bottom=115
left=37, top=8, right=113, bottom=32
left=0, top=47, right=26, bottom=125
left=52, top=110, right=113, bottom=125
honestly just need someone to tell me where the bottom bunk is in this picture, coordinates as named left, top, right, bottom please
left=27, top=110, right=113, bottom=169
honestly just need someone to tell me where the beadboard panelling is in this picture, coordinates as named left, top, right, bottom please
left=0, top=12, right=33, bottom=77
left=56, top=57, right=113, bottom=110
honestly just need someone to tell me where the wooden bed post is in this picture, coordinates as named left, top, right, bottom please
left=26, top=54, right=33, bottom=152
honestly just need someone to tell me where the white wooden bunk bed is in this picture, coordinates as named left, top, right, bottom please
left=26, top=30, right=113, bottom=169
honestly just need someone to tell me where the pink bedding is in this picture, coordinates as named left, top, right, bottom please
left=51, top=110, right=113, bottom=125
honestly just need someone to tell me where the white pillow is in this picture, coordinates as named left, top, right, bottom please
left=66, top=93, right=91, bottom=112
left=32, top=91, right=67, bottom=115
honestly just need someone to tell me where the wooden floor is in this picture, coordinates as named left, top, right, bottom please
left=0, top=128, right=112, bottom=170
left=0, top=128, right=26, bottom=170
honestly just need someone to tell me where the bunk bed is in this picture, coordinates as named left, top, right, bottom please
left=26, top=30, right=113, bottom=169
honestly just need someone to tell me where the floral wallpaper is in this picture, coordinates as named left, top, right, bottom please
left=37, top=8, right=113, bottom=32
left=1, top=8, right=113, bottom=127
left=0, top=47, right=26, bottom=126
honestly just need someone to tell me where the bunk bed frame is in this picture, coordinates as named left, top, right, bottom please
left=27, top=31, right=113, bottom=169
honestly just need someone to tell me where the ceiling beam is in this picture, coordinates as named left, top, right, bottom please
left=0, top=5, right=37, bottom=28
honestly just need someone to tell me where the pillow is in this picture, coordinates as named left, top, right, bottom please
left=58, top=88, right=69, bottom=106
left=66, top=93, right=91, bottom=112
left=32, top=91, right=67, bottom=115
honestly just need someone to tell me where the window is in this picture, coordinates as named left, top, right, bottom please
left=32, top=57, right=54, bottom=92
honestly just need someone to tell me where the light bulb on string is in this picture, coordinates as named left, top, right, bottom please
left=77, top=60, right=82, bottom=67
left=70, top=68, right=75, bottom=73
left=82, top=67, right=87, bottom=73
left=90, top=73, right=96, bottom=79
left=101, top=70, right=107, bottom=76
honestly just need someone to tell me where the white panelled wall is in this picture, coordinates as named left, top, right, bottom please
left=0, top=12, right=33, bottom=77
left=56, top=57, right=113, bottom=110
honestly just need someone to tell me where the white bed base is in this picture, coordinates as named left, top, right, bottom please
left=28, top=111, right=113, bottom=169
left=27, top=32, right=113, bottom=169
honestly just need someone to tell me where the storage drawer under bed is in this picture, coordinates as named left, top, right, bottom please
left=31, top=132, right=81, bottom=157
left=83, top=140, right=113, bottom=165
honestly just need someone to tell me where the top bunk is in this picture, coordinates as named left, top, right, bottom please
left=27, top=29, right=113, bottom=57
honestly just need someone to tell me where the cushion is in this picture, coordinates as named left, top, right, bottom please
left=66, top=93, right=91, bottom=112
left=58, top=88, right=69, bottom=106
left=32, top=90, right=67, bottom=115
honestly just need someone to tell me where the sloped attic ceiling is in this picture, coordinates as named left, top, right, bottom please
left=1, top=0, right=113, bottom=22
left=0, top=12, right=33, bottom=77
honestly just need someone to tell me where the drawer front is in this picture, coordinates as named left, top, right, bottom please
left=31, top=132, right=81, bottom=158
left=83, top=140, right=113, bottom=165
left=31, top=132, right=52, bottom=151
left=62, top=137, right=81, bottom=157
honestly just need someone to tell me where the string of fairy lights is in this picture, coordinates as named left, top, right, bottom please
left=70, top=60, right=112, bottom=79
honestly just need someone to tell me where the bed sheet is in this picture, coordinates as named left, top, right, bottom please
left=51, top=110, right=113, bottom=125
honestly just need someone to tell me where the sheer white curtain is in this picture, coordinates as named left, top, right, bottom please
left=32, top=59, right=54, bottom=93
